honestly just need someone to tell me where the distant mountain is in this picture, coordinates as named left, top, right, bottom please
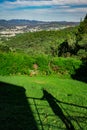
left=0, top=19, right=79, bottom=28
left=0, top=19, right=46, bottom=28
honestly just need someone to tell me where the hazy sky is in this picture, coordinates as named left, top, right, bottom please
left=0, top=0, right=87, bottom=21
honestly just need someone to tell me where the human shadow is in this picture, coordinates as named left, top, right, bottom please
left=0, top=81, right=38, bottom=130
left=27, top=90, right=87, bottom=130
left=41, top=89, right=75, bottom=130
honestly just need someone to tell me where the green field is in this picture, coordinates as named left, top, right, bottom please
left=0, top=75, right=87, bottom=130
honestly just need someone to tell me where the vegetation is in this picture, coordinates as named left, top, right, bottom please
left=0, top=76, right=87, bottom=130
left=0, top=15, right=87, bottom=130
left=0, top=52, right=82, bottom=77
left=0, top=16, right=86, bottom=59
left=0, top=14, right=87, bottom=81
left=1, top=28, right=75, bottom=56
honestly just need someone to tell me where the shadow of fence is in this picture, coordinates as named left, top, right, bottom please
left=0, top=81, right=87, bottom=130
left=28, top=90, right=87, bottom=130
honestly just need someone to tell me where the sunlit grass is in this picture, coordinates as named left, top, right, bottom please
left=0, top=75, right=87, bottom=130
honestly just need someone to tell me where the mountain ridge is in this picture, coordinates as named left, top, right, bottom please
left=0, top=19, right=79, bottom=27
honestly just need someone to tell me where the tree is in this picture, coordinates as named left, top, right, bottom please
left=58, top=40, right=70, bottom=57
left=72, top=57, right=87, bottom=83
left=76, top=14, right=87, bottom=42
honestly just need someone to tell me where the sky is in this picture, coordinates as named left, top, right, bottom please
left=0, top=0, right=87, bottom=21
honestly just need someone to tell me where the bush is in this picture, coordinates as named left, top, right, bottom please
left=0, top=52, right=82, bottom=77
left=0, top=52, right=35, bottom=75
left=35, top=55, right=52, bottom=75
left=52, top=57, right=82, bottom=75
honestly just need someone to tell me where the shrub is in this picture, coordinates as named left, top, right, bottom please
left=51, top=57, right=82, bottom=75
left=0, top=52, right=35, bottom=75
left=0, top=52, right=82, bottom=77
left=35, top=55, right=52, bottom=75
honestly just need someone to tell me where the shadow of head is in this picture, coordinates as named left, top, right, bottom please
left=41, top=89, right=75, bottom=130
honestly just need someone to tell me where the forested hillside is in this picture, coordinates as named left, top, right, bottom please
left=0, top=27, right=76, bottom=56
left=0, top=15, right=87, bottom=82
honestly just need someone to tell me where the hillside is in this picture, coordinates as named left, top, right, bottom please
left=0, top=19, right=79, bottom=28
left=0, top=15, right=87, bottom=82
left=0, top=75, right=87, bottom=130
left=0, top=19, right=79, bottom=37
left=0, top=16, right=87, bottom=130
left=1, top=27, right=76, bottom=56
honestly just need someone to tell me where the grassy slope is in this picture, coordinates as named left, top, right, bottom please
left=0, top=75, right=87, bottom=130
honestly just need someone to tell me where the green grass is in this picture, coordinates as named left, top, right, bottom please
left=0, top=75, right=87, bottom=130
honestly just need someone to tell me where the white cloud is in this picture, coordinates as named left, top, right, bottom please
left=0, top=7, right=86, bottom=21
left=65, top=8, right=87, bottom=13
left=0, top=0, right=87, bottom=10
left=53, top=0, right=87, bottom=5
left=0, top=0, right=87, bottom=21
left=1, top=0, right=87, bottom=7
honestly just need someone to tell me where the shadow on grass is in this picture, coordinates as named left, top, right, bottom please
left=0, top=81, right=38, bottom=130
left=29, top=90, right=87, bottom=130
left=41, top=89, right=75, bottom=130
left=1, top=81, right=87, bottom=130
left=27, top=89, right=87, bottom=130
